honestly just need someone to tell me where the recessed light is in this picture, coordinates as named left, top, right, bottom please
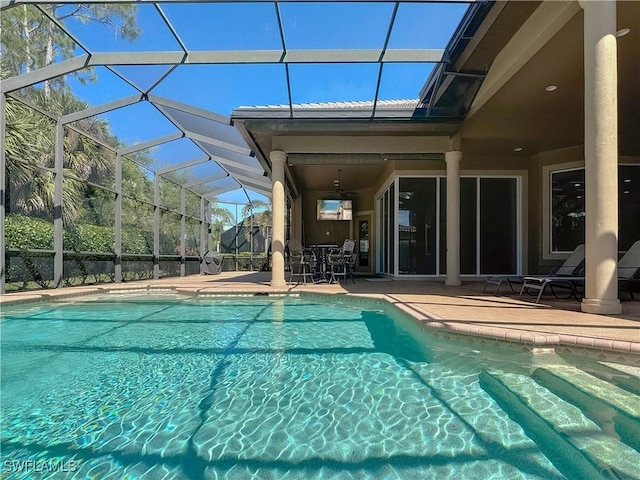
left=545, top=85, right=557, bottom=92
left=623, top=178, right=631, bottom=183
left=577, top=195, right=583, bottom=199
left=514, top=147, right=523, bottom=152
left=623, top=190, right=630, bottom=194
left=574, top=183, right=581, bottom=187
left=616, top=28, right=630, bottom=38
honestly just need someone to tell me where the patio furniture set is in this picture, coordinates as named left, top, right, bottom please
left=287, top=238, right=357, bottom=285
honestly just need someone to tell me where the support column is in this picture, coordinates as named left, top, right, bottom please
left=445, top=151, right=462, bottom=286
left=580, top=0, right=621, bottom=314
left=0, top=95, right=6, bottom=294
left=270, top=150, right=287, bottom=288
left=114, top=153, right=122, bottom=282
left=53, top=121, right=64, bottom=288
left=200, top=196, right=206, bottom=274
left=153, top=173, right=160, bottom=280
left=180, top=187, right=186, bottom=277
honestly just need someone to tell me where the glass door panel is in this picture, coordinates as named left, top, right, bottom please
left=460, top=178, right=478, bottom=274
left=480, top=178, right=517, bottom=274
left=398, top=177, right=437, bottom=274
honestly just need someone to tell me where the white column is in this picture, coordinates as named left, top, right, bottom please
left=580, top=0, right=621, bottom=314
left=445, top=151, right=462, bottom=286
left=270, top=150, right=287, bottom=288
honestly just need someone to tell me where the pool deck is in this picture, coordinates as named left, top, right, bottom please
left=2, top=272, right=639, bottom=363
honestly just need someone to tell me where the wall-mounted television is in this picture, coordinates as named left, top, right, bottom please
left=317, top=199, right=353, bottom=221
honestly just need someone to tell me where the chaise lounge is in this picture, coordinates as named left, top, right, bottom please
left=483, top=244, right=585, bottom=296
left=520, top=240, right=640, bottom=304
left=618, top=240, right=640, bottom=299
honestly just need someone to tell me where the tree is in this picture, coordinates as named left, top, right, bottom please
left=210, top=203, right=234, bottom=252
left=2, top=3, right=140, bottom=222
left=4, top=89, right=116, bottom=222
left=1, top=3, right=139, bottom=97
left=241, top=200, right=272, bottom=252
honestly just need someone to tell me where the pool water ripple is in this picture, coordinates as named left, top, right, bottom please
left=1, top=294, right=638, bottom=479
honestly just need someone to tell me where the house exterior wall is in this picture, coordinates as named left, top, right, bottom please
left=302, top=192, right=353, bottom=246
left=290, top=140, right=638, bottom=279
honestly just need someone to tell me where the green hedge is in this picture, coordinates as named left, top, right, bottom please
left=221, top=252, right=268, bottom=271
left=122, top=229, right=153, bottom=255
left=5, top=214, right=155, bottom=254
left=5, top=214, right=54, bottom=250
left=65, top=223, right=114, bottom=253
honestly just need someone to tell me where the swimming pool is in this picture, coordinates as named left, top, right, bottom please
left=1, top=292, right=638, bottom=479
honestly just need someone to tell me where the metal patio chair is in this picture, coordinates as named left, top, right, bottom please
left=327, top=239, right=356, bottom=284
left=287, top=239, right=317, bottom=284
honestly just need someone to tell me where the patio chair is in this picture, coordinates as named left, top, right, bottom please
left=483, top=244, right=585, bottom=296
left=520, top=240, right=640, bottom=303
left=327, top=239, right=356, bottom=284
left=287, top=239, right=317, bottom=284
left=618, top=240, right=640, bottom=299
left=518, top=244, right=586, bottom=303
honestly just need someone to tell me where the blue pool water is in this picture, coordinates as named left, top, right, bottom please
left=1, top=292, right=639, bottom=479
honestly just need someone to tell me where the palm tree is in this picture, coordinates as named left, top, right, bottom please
left=241, top=200, right=272, bottom=252
left=2, top=2, right=139, bottom=222
left=210, top=203, right=234, bottom=252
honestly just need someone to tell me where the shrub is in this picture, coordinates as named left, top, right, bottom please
left=65, top=223, right=114, bottom=253
left=122, top=229, right=152, bottom=255
left=5, top=214, right=54, bottom=250
left=6, top=214, right=153, bottom=255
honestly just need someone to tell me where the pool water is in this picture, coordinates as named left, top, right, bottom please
left=1, top=293, right=639, bottom=479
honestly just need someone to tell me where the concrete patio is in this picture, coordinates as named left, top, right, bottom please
left=2, top=271, right=638, bottom=365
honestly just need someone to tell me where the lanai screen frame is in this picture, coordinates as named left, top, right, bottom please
left=1, top=0, right=476, bottom=292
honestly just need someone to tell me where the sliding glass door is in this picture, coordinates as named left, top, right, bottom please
left=377, top=175, right=520, bottom=276
left=398, top=178, right=438, bottom=274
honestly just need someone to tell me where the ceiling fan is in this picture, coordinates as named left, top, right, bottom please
left=323, top=169, right=358, bottom=199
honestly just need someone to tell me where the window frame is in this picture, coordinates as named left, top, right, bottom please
left=375, top=170, right=525, bottom=277
left=543, top=162, right=640, bottom=260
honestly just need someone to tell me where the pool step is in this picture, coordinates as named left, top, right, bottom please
left=594, top=361, right=640, bottom=395
left=531, top=366, right=640, bottom=452
left=479, top=370, right=640, bottom=480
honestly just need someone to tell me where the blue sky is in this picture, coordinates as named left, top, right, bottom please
left=56, top=2, right=467, bottom=211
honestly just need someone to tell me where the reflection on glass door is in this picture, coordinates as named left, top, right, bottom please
left=398, top=178, right=437, bottom=274
left=480, top=178, right=517, bottom=274
left=358, top=219, right=369, bottom=267
left=378, top=175, right=520, bottom=277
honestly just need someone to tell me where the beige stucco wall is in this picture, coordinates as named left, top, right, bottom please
left=290, top=141, right=637, bottom=276
left=302, top=192, right=352, bottom=246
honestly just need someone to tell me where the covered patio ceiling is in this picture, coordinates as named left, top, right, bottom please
left=1, top=0, right=480, bottom=204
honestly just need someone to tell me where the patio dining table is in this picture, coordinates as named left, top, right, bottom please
left=309, top=244, right=338, bottom=282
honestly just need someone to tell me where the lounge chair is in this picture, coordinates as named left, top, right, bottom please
left=520, top=240, right=640, bottom=303
left=483, top=244, right=585, bottom=296
left=618, top=240, right=640, bottom=299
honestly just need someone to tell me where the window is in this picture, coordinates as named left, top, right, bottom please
left=398, top=178, right=437, bottom=274
left=550, top=169, right=585, bottom=252
left=619, top=166, right=640, bottom=251
left=550, top=165, right=639, bottom=253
